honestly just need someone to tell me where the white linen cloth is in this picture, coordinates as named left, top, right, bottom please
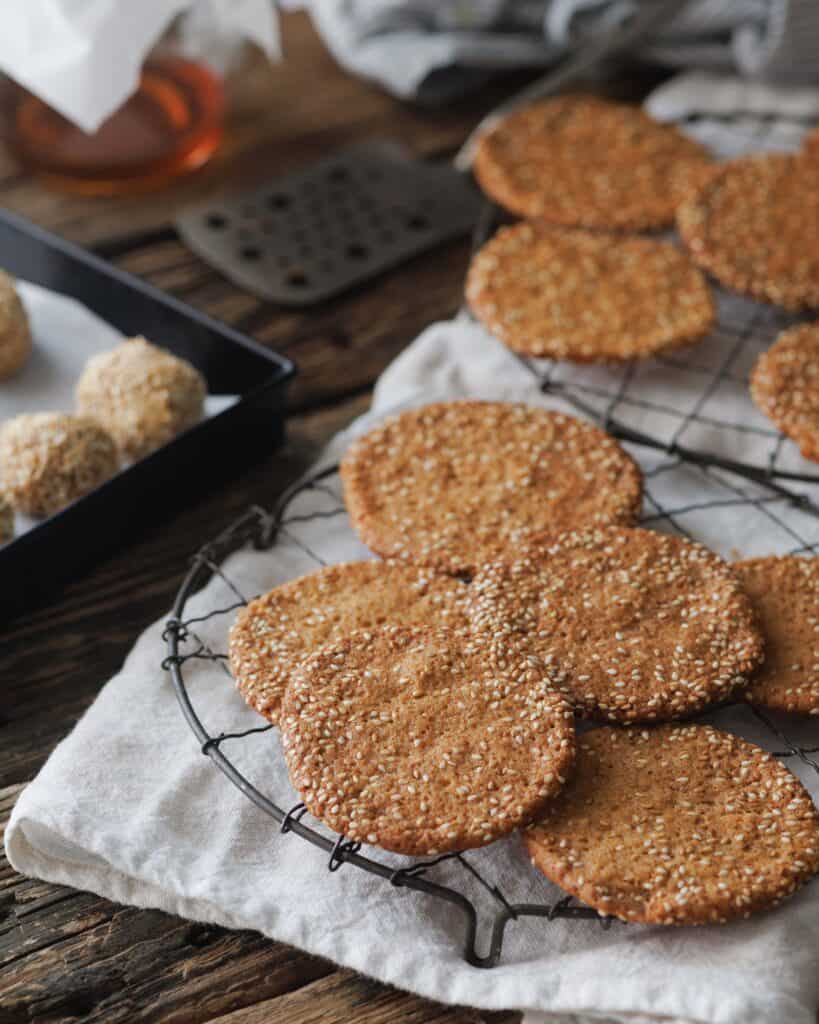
left=6, top=76, right=819, bottom=1023
left=307, top=0, right=819, bottom=103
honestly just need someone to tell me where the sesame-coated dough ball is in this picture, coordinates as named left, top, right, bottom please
left=76, top=337, right=206, bottom=461
left=0, top=270, right=32, bottom=380
left=0, top=412, right=117, bottom=518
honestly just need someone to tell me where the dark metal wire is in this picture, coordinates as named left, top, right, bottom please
left=468, top=196, right=819, bottom=493
left=165, top=452, right=818, bottom=968
left=166, top=110, right=819, bottom=968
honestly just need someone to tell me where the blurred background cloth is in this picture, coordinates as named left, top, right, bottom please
left=304, top=0, right=819, bottom=101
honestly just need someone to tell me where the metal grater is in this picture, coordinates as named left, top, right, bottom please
left=175, top=141, right=482, bottom=306
left=176, top=0, right=680, bottom=307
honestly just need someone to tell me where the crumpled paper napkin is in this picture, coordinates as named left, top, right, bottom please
left=0, top=0, right=278, bottom=133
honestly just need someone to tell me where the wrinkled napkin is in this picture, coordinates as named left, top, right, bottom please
left=307, top=0, right=819, bottom=102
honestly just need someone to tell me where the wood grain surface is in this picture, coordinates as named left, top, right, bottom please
left=0, top=11, right=662, bottom=1022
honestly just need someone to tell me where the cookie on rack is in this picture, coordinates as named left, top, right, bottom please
left=340, top=401, right=643, bottom=575
left=280, top=625, right=575, bottom=855
left=473, top=94, right=713, bottom=231
left=0, top=270, right=32, bottom=380
left=467, top=526, right=764, bottom=723
left=524, top=724, right=819, bottom=925
left=229, top=560, right=469, bottom=725
left=76, top=336, right=206, bottom=461
left=678, top=153, right=819, bottom=311
left=733, top=555, right=819, bottom=714
left=0, top=412, right=118, bottom=518
left=750, top=323, right=819, bottom=463
left=467, top=224, right=714, bottom=362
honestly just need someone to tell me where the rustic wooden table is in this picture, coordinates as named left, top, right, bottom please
left=0, top=13, right=661, bottom=1022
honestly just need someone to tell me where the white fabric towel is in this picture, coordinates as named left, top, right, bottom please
left=307, top=0, right=819, bottom=102
left=6, top=315, right=819, bottom=1024
left=6, top=75, right=819, bottom=1023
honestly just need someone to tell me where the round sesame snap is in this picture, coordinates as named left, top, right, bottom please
left=280, top=625, right=575, bottom=855
left=467, top=526, right=764, bottom=723
left=340, top=401, right=643, bottom=575
left=0, top=270, right=31, bottom=381
left=0, top=412, right=118, bottom=518
left=229, top=560, right=469, bottom=725
left=76, top=336, right=206, bottom=461
left=467, top=224, right=715, bottom=362
left=750, top=323, right=819, bottom=463
left=677, top=153, right=819, bottom=311
left=473, top=94, right=713, bottom=231
left=524, top=724, right=819, bottom=925
left=734, top=556, right=819, bottom=715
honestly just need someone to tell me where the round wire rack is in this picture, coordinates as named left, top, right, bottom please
left=166, top=101, right=819, bottom=967
left=164, top=452, right=819, bottom=967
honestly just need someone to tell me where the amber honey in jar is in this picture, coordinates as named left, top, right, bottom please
left=11, top=54, right=225, bottom=195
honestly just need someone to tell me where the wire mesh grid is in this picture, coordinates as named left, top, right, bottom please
left=165, top=105, right=819, bottom=967
left=164, top=448, right=819, bottom=967
left=472, top=106, right=819, bottom=486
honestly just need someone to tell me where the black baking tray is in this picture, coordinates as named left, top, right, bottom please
left=0, top=209, right=295, bottom=619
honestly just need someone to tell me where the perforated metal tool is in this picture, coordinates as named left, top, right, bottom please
left=175, top=141, right=482, bottom=306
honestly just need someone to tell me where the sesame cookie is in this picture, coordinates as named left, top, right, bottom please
left=281, top=625, right=575, bottom=855
left=467, top=224, right=715, bottom=362
left=524, top=724, right=819, bottom=925
left=474, top=95, right=713, bottom=231
left=0, top=270, right=31, bottom=380
left=678, top=153, right=819, bottom=311
left=229, top=560, right=470, bottom=725
left=750, top=323, right=819, bottom=462
left=0, top=412, right=117, bottom=518
left=468, top=526, right=764, bottom=723
left=341, top=401, right=643, bottom=575
left=734, top=556, right=819, bottom=715
left=0, top=492, right=13, bottom=543
left=76, top=337, right=206, bottom=461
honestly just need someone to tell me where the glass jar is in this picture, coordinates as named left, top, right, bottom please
left=8, top=25, right=232, bottom=195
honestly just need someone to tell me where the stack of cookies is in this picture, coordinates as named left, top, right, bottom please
left=230, top=399, right=819, bottom=927
left=466, top=94, right=819, bottom=464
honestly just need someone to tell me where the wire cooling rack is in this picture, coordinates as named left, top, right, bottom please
left=482, top=104, right=819, bottom=486
left=164, top=451, right=819, bottom=967
left=166, top=102, right=819, bottom=967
